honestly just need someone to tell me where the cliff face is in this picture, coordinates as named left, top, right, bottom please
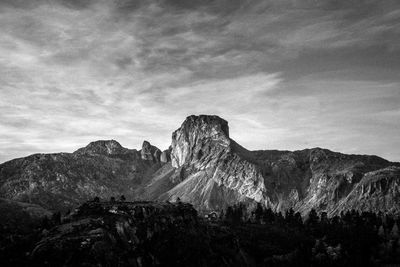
left=143, top=115, right=400, bottom=215
left=159, top=115, right=266, bottom=210
left=0, top=115, right=399, bottom=215
left=331, top=166, right=400, bottom=214
left=170, top=115, right=230, bottom=168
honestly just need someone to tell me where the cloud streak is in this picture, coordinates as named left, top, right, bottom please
left=0, top=0, right=400, bottom=163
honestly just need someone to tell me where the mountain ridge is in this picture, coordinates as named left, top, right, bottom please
left=0, top=115, right=399, bottom=216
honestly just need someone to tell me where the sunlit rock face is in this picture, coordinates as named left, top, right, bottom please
left=282, top=148, right=397, bottom=216
left=171, top=115, right=230, bottom=168
left=0, top=115, right=399, bottom=216
left=152, top=115, right=400, bottom=215
left=164, top=115, right=266, bottom=210
left=160, top=150, right=170, bottom=163
left=331, top=166, right=400, bottom=215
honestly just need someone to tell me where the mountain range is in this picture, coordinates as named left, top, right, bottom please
left=1, top=115, right=399, bottom=216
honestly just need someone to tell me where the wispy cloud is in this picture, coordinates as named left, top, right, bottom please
left=0, top=0, right=399, bottom=163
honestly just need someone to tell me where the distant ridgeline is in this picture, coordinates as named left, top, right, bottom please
left=0, top=115, right=399, bottom=217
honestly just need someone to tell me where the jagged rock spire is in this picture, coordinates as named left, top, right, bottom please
left=141, top=140, right=161, bottom=161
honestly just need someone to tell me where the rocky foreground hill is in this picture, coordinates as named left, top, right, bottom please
left=0, top=115, right=399, bottom=216
left=4, top=200, right=399, bottom=266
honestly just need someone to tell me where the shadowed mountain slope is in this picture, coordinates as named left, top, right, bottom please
left=140, top=115, right=400, bottom=215
left=0, top=140, right=165, bottom=211
left=1, top=115, right=399, bottom=215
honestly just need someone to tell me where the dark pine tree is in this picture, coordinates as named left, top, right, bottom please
left=254, top=203, right=264, bottom=223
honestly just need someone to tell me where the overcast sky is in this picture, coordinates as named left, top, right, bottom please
left=0, top=0, right=400, bottom=163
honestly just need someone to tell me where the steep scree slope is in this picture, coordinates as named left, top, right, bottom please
left=142, top=115, right=400, bottom=215
left=1, top=115, right=399, bottom=215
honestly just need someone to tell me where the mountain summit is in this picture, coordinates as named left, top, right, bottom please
left=171, top=115, right=230, bottom=168
left=75, top=140, right=127, bottom=155
left=0, top=115, right=399, bottom=215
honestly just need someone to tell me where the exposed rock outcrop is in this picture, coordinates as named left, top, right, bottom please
left=143, top=115, right=400, bottom=215
left=0, top=115, right=399, bottom=216
left=30, top=200, right=249, bottom=266
left=158, top=115, right=266, bottom=211
left=31, top=201, right=196, bottom=266
left=0, top=141, right=163, bottom=211
left=75, top=140, right=128, bottom=156
left=330, top=166, right=400, bottom=215
left=160, top=150, right=170, bottom=163
left=171, top=115, right=230, bottom=168
left=141, top=140, right=160, bottom=161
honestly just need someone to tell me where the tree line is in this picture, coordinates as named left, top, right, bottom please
left=222, top=203, right=400, bottom=265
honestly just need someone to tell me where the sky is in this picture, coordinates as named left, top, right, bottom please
left=0, top=0, right=400, bottom=163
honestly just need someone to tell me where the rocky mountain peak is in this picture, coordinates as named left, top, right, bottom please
left=0, top=114, right=399, bottom=216
left=142, top=140, right=152, bottom=150
left=170, top=115, right=230, bottom=167
left=181, top=115, right=229, bottom=137
left=74, top=140, right=126, bottom=155
left=141, top=140, right=161, bottom=161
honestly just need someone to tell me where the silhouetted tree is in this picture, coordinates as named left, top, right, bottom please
left=378, top=225, right=385, bottom=238
left=52, top=211, right=61, bottom=225
left=293, top=212, right=303, bottom=226
left=285, top=208, right=295, bottom=224
left=224, top=204, right=245, bottom=225
left=225, top=206, right=234, bottom=223
left=306, top=209, right=319, bottom=228
left=219, top=209, right=225, bottom=221
left=41, top=216, right=51, bottom=229
left=391, top=223, right=399, bottom=239
left=254, top=203, right=264, bottom=222
left=262, top=207, right=275, bottom=224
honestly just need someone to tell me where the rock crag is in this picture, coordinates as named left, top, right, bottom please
left=0, top=115, right=399, bottom=215
left=142, top=115, right=400, bottom=215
